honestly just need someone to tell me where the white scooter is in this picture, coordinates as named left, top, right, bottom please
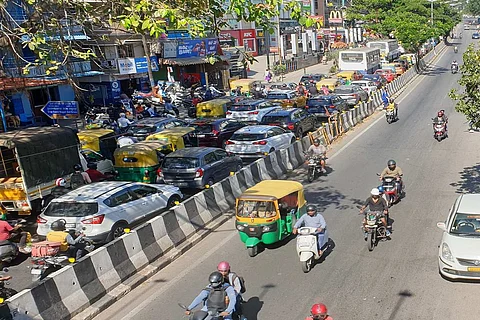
left=296, top=227, right=322, bottom=273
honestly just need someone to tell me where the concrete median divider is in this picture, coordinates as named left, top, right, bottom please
left=4, top=40, right=449, bottom=320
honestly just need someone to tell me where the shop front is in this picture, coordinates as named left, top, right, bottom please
left=219, top=29, right=258, bottom=56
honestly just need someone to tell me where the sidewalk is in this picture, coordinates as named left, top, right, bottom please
left=247, top=54, right=334, bottom=83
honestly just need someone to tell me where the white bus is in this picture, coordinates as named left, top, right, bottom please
left=338, top=47, right=381, bottom=74
left=366, top=39, right=401, bottom=62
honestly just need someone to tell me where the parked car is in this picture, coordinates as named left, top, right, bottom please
left=36, top=182, right=183, bottom=243
left=351, top=80, right=378, bottom=95
left=188, top=118, right=246, bottom=148
left=472, top=32, right=480, bottom=39
left=127, top=118, right=188, bottom=141
left=299, top=74, right=327, bottom=85
left=437, top=194, right=480, bottom=280
left=265, top=90, right=307, bottom=108
left=225, top=125, right=296, bottom=160
left=362, top=74, right=387, bottom=89
left=305, top=95, right=348, bottom=119
left=334, top=85, right=369, bottom=106
left=226, top=99, right=280, bottom=123
left=260, top=108, right=316, bottom=137
left=374, top=69, right=395, bottom=83
left=159, top=147, right=242, bottom=189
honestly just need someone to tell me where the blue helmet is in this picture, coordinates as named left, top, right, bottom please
left=377, top=186, right=384, bottom=194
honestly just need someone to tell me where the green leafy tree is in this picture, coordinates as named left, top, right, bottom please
left=449, top=44, right=480, bottom=128
left=467, top=0, right=480, bottom=15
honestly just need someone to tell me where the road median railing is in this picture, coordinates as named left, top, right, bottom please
left=3, top=41, right=447, bottom=320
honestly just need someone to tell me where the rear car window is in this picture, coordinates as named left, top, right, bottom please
left=129, top=125, right=156, bottom=134
left=231, top=104, right=256, bottom=111
left=231, top=133, right=266, bottom=141
left=163, top=157, right=200, bottom=169
left=45, top=202, right=99, bottom=217
left=307, top=99, right=331, bottom=107
left=262, top=115, right=290, bottom=123
left=190, top=123, right=213, bottom=133
left=267, top=93, right=288, bottom=99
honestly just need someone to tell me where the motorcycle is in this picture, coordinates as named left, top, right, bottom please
left=178, top=303, right=233, bottom=320
left=30, top=230, right=94, bottom=281
left=0, top=219, right=30, bottom=269
left=385, top=108, right=396, bottom=124
left=432, top=119, right=447, bottom=141
left=377, top=174, right=402, bottom=206
left=451, top=64, right=458, bottom=74
left=363, top=211, right=388, bottom=252
left=304, top=153, right=326, bottom=182
left=454, top=47, right=458, bottom=53
left=296, top=227, right=322, bottom=273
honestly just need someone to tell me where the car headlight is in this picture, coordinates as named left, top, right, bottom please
left=441, top=243, right=455, bottom=262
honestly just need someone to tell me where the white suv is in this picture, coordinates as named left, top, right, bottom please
left=37, top=182, right=183, bottom=243
left=226, top=99, right=280, bottom=123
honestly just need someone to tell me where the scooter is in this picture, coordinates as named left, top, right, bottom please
left=432, top=120, right=447, bottom=141
left=178, top=303, right=228, bottom=320
left=451, top=64, right=458, bottom=74
left=385, top=108, right=396, bottom=124
left=296, top=227, right=322, bottom=273
left=0, top=219, right=29, bottom=269
left=377, top=174, right=402, bottom=206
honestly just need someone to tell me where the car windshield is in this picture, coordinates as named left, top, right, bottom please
left=307, top=99, right=331, bottom=107
left=262, top=115, right=289, bottom=123
left=231, top=133, right=266, bottom=141
left=129, top=125, right=157, bottom=134
left=44, top=202, right=99, bottom=217
left=190, top=123, right=213, bottom=133
left=449, top=213, right=480, bottom=236
left=267, top=93, right=288, bottom=99
left=231, top=104, right=256, bottom=111
left=237, top=200, right=276, bottom=218
left=163, top=157, right=199, bottom=169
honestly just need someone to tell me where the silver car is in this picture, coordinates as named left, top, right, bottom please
left=334, top=85, right=369, bottom=106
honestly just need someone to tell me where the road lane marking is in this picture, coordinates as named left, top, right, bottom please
left=120, top=222, right=238, bottom=320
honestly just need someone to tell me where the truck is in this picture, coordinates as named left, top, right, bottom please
left=0, top=127, right=82, bottom=215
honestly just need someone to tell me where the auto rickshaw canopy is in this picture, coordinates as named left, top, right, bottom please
left=237, top=180, right=306, bottom=205
left=145, top=127, right=197, bottom=149
left=113, top=141, right=167, bottom=167
left=78, top=129, right=116, bottom=152
left=230, top=79, right=261, bottom=93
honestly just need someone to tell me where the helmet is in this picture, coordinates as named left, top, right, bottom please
left=73, top=164, right=82, bottom=171
left=209, top=271, right=224, bottom=289
left=51, top=219, right=66, bottom=231
left=314, top=139, right=320, bottom=145
left=387, top=160, right=396, bottom=169
left=377, top=185, right=385, bottom=194
left=438, top=110, right=444, bottom=117
left=371, top=188, right=380, bottom=196
left=119, top=113, right=126, bottom=117
left=87, top=162, right=98, bottom=170
left=217, top=261, right=231, bottom=272
left=311, top=303, right=328, bottom=316
left=55, top=178, right=66, bottom=187
left=306, top=204, right=317, bottom=213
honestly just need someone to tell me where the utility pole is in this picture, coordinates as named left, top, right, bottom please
left=141, top=34, right=156, bottom=89
left=431, top=0, right=434, bottom=26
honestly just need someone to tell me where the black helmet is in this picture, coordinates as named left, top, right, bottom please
left=73, top=164, right=82, bottom=171
left=51, top=219, right=66, bottom=231
left=387, top=160, right=396, bottom=166
left=306, top=204, right=317, bottom=213
left=314, top=139, right=320, bottom=145
left=87, top=162, right=98, bottom=170
left=209, top=271, right=224, bottom=289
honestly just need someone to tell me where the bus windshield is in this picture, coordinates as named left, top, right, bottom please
left=340, top=53, right=363, bottom=63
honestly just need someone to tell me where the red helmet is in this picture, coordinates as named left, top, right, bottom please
left=438, top=111, right=444, bottom=117
left=217, top=261, right=230, bottom=272
left=311, top=303, right=328, bottom=316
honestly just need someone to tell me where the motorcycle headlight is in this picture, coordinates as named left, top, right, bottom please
left=441, top=243, right=455, bottom=262
left=236, top=225, right=245, bottom=231
left=262, top=225, right=271, bottom=232
left=309, top=159, right=315, bottom=164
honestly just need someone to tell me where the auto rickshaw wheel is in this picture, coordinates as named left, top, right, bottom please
left=247, top=246, right=258, bottom=257
left=302, top=258, right=313, bottom=273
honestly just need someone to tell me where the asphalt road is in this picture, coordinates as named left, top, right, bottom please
left=92, top=36, right=480, bottom=320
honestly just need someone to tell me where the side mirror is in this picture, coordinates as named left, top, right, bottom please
left=436, top=222, right=446, bottom=231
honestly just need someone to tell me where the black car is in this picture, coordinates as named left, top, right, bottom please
left=362, top=74, right=387, bottom=89
left=159, top=147, right=243, bottom=189
left=299, top=74, right=327, bottom=85
left=305, top=95, right=348, bottom=119
left=126, top=118, right=188, bottom=140
left=188, top=118, right=246, bottom=148
left=260, top=108, right=316, bottom=137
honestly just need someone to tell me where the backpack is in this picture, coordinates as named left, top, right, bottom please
left=70, top=172, right=86, bottom=190
left=229, top=272, right=246, bottom=294
left=206, top=284, right=228, bottom=312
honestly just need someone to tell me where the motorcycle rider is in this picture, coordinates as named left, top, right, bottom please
left=454, top=46, right=458, bottom=53
left=381, top=89, right=390, bottom=108
left=85, top=163, right=107, bottom=183
left=293, top=205, right=328, bottom=257
left=306, top=139, right=327, bottom=173
left=217, top=261, right=247, bottom=320
left=117, top=113, right=133, bottom=132
left=359, top=188, right=390, bottom=238
left=377, top=185, right=389, bottom=207
left=385, top=98, right=398, bottom=120
left=0, top=213, right=28, bottom=254
left=451, top=59, right=459, bottom=71
left=433, top=110, right=448, bottom=133
left=379, top=159, right=404, bottom=196
left=70, top=164, right=91, bottom=190
left=46, top=220, right=86, bottom=261
left=308, top=82, right=319, bottom=96
left=305, top=303, right=333, bottom=320
left=185, top=271, right=237, bottom=319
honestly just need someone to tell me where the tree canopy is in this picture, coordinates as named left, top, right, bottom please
left=466, top=0, right=480, bottom=16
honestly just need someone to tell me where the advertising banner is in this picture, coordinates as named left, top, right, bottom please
left=177, top=39, right=219, bottom=58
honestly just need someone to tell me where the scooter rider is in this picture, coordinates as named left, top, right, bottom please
left=379, top=159, right=404, bottom=196
left=451, top=60, right=459, bottom=70
left=0, top=213, right=28, bottom=254
left=359, top=188, right=390, bottom=238
left=307, top=139, right=327, bottom=173
left=433, top=110, right=448, bottom=133
left=293, top=205, right=328, bottom=257
left=46, top=220, right=86, bottom=261
left=305, top=303, right=333, bottom=320
left=185, top=271, right=236, bottom=319
left=385, top=98, right=398, bottom=120
left=217, top=261, right=247, bottom=320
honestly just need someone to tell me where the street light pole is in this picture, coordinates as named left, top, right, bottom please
left=431, top=0, right=434, bottom=26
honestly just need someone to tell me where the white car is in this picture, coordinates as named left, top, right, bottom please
left=226, top=99, right=280, bottom=123
left=225, top=125, right=296, bottom=159
left=351, top=80, right=378, bottom=95
left=437, top=194, right=480, bottom=280
left=37, top=182, right=183, bottom=243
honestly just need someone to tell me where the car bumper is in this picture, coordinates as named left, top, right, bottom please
left=163, top=178, right=205, bottom=189
left=198, top=136, right=220, bottom=147
left=438, top=256, right=480, bottom=280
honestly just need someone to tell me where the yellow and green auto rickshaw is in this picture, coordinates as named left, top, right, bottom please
left=113, top=141, right=167, bottom=183
left=229, top=79, right=262, bottom=94
left=235, top=180, right=306, bottom=257
left=196, top=98, right=232, bottom=118
left=145, top=127, right=198, bottom=153
left=77, top=129, right=117, bottom=161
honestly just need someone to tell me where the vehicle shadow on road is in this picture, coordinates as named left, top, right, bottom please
left=9, top=253, right=29, bottom=267
left=316, top=238, right=336, bottom=265
left=387, top=290, right=414, bottom=320
left=422, top=65, right=449, bottom=77
left=243, top=296, right=264, bottom=320
left=449, top=162, right=480, bottom=193
left=305, top=185, right=364, bottom=213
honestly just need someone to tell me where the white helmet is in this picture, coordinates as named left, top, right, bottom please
left=370, top=188, right=380, bottom=196
left=55, top=178, right=66, bottom=187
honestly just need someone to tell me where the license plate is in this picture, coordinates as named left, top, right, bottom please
left=31, top=269, right=42, bottom=275
left=467, top=267, right=480, bottom=272
left=65, top=223, right=76, bottom=229
left=249, top=228, right=255, bottom=231
left=197, top=134, right=205, bottom=138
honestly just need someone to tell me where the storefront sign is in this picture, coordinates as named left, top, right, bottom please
left=177, top=39, right=219, bottom=58
left=118, top=58, right=136, bottom=75
left=329, top=11, right=343, bottom=24
left=135, top=56, right=159, bottom=73
left=163, top=42, right=177, bottom=58
left=111, top=81, right=121, bottom=99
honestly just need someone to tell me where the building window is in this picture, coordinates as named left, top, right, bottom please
left=118, top=45, right=134, bottom=58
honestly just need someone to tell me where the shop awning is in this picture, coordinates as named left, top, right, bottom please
left=0, top=77, right=67, bottom=91
left=40, top=71, right=104, bottom=81
left=161, top=55, right=229, bottom=66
